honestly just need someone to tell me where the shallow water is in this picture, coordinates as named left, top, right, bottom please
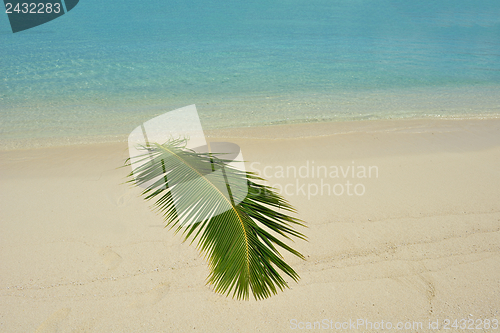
left=1, top=0, right=499, bottom=148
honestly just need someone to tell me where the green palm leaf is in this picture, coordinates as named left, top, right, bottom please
left=125, top=138, right=306, bottom=300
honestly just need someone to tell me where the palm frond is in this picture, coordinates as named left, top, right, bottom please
left=125, top=138, right=307, bottom=300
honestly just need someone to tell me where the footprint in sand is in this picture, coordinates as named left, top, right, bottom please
left=35, top=308, right=71, bottom=333
left=98, top=247, right=123, bottom=270
left=393, top=268, right=436, bottom=304
left=106, top=190, right=133, bottom=207
left=70, top=318, right=96, bottom=333
left=129, top=282, right=170, bottom=308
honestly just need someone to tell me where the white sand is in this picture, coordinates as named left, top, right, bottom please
left=1, top=118, right=499, bottom=332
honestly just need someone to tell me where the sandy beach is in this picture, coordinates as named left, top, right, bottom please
left=1, top=118, right=499, bottom=332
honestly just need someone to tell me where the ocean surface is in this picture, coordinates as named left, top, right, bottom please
left=1, top=0, right=499, bottom=148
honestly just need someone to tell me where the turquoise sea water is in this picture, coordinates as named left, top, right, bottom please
left=0, top=0, right=499, bottom=148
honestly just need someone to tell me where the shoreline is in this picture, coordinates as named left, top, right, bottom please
left=1, top=116, right=500, bottom=152
left=2, top=84, right=500, bottom=151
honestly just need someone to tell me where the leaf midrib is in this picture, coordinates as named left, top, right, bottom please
left=156, top=144, right=251, bottom=278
